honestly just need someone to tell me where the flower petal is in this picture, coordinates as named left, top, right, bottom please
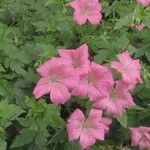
left=130, top=128, right=142, bottom=146
left=139, top=140, right=150, bottom=149
left=37, top=58, right=67, bottom=77
left=77, top=43, right=89, bottom=59
left=89, top=128, right=105, bottom=141
left=87, top=12, right=102, bottom=25
left=69, top=0, right=80, bottom=10
left=72, top=76, right=89, bottom=97
left=66, top=123, right=82, bottom=140
left=111, top=62, right=123, bottom=72
left=88, top=108, right=103, bottom=122
left=88, top=84, right=104, bottom=100
left=58, top=43, right=90, bottom=75
left=79, top=129, right=96, bottom=150
left=50, top=83, right=71, bottom=104
left=67, top=109, right=85, bottom=124
left=66, top=109, right=85, bottom=141
left=33, top=78, right=51, bottom=99
left=73, top=11, right=87, bottom=25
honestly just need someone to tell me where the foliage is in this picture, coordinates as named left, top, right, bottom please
left=0, top=0, right=150, bottom=150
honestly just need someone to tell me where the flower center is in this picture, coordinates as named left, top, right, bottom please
left=49, top=75, right=59, bottom=83
left=110, top=89, right=117, bottom=100
left=81, top=5, right=89, bottom=15
left=87, top=74, right=95, bottom=84
left=72, top=61, right=80, bottom=68
left=82, top=119, right=88, bottom=129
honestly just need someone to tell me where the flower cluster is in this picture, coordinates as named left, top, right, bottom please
left=69, top=0, right=150, bottom=27
left=33, top=44, right=88, bottom=104
left=33, top=43, right=148, bottom=149
left=32, top=0, right=150, bottom=149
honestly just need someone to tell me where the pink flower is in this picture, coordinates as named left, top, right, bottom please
left=33, top=58, right=78, bottom=104
left=111, top=51, right=142, bottom=87
left=93, top=81, right=135, bottom=116
left=130, top=126, right=150, bottom=149
left=58, top=44, right=90, bottom=75
left=66, top=108, right=112, bottom=149
left=72, top=62, right=114, bottom=101
left=69, top=0, right=102, bottom=25
left=135, top=23, right=145, bottom=32
left=136, top=0, right=150, bottom=7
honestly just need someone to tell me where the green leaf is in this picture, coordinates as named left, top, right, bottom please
left=31, top=21, right=49, bottom=32
left=36, top=43, right=57, bottom=60
left=0, top=64, right=5, bottom=72
left=116, top=110, right=128, bottom=128
left=0, top=23, right=11, bottom=42
left=11, top=129, right=35, bottom=148
left=25, top=100, right=64, bottom=129
left=44, top=104, right=65, bottom=128
left=9, top=61, right=27, bottom=75
left=0, top=139, right=7, bottom=150
left=131, top=105, right=144, bottom=110
left=127, top=44, right=138, bottom=55
left=47, top=114, right=65, bottom=128
left=114, top=17, right=129, bottom=30
left=0, top=79, right=12, bottom=98
left=136, top=84, right=150, bottom=100
left=145, top=50, right=150, bottom=62
left=35, top=128, right=49, bottom=149
left=64, top=141, right=80, bottom=150
left=0, top=101, right=24, bottom=128
left=94, top=49, right=109, bottom=63
left=48, top=125, right=67, bottom=144
left=94, top=49, right=115, bottom=63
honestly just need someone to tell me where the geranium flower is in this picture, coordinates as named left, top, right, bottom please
left=66, top=108, right=112, bottom=149
left=58, top=43, right=90, bottom=75
left=135, top=23, right=145, bottom=32
left=33, top=58, right=78, bottom=104
left=93, top=81, right=135, bottom=116
left=72, top=62, right=114, bottom=101
left=69, top=0, right=102, bottom=25
left=136, top=0, right=150, bottom=7
left=111, top=51, right=142, bottom=87
left=130, top=126, right=150, bottom=149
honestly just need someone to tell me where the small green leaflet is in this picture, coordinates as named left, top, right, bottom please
left=11, top=129, right=35, bottom=148
left=116, top=110, right=128, bottom=128
left=0, top=139, right=7, bottom=150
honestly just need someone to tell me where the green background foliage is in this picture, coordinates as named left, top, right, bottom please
left=0, top=0, right=150, bottom=149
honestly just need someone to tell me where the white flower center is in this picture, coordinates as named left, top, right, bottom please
left=49, top=75, right=59, bottom=83
left=81, top=5, right=89, bottom=15
left=72, top=61, right=80, bottom=68
left=82, top=119, right=88, bottom=129
left=110, top=89, right=117, bottom=100
left=87, top=74, right=95, bottom=84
